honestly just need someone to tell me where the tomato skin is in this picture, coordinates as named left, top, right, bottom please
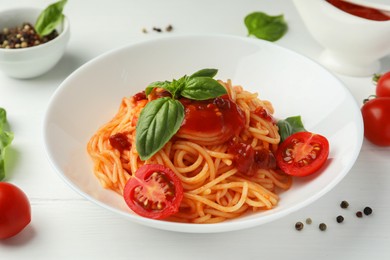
left=376, top=72, right=390, bottom=98
left=123, top=164, right=183, bottom=220
left=275, top=132, right=329, bottom=177
left=0, top=182, right=31, bottom=239
left=361, top=97, right=390, bottom=146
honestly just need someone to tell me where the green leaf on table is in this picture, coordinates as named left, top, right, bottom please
left=0, top=108, right=14, bottom=181
left=244, top=12, right=288, bottom=42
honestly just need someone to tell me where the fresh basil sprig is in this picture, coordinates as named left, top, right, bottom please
left=136, top=69, right=227, bottom=160
left=0, top=108, right=14, bottom=181
left=244, top=12, right=288, bottom=42
left=35, top=0, right=68, bottom=37
left=277, top=115, right=307, bottom=142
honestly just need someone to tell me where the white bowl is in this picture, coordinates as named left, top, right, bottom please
left=43, top=34, right=363, bottom=233
left=293, top=0, right=390, bottom=76
left=0, top=7, right=70, bottom=79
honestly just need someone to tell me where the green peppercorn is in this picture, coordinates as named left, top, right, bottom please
left=363, top=207, right=372, bottom=216
left=295, top=222, right=304, bottom=231
left=319, top=223, right=327, bottom=231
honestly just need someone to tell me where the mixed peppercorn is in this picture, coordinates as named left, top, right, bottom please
left=0, top=23, right=58, bottom=49
left=294, top=200, right=373, bottom=232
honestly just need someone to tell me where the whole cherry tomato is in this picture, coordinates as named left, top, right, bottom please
left=361, top=97, right=390, bottom=146
left=376, top=71, right=390, bottom=98
left=0, top=182, right=31, bottom=239
left=123, top=164, right=183, bottom=220
left=275, top=132, right=329, bottom=177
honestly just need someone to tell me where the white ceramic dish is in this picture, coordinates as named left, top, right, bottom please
left=0, top=7, right=70, bottom=79
left=43, top=34, right=363, bottom=233
left=293, top=0, right=390, bottom=77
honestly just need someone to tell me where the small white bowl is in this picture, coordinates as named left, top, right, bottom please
left=0, top=7, right=70, bottom=79
left=293, top=0, right=390, bottom=77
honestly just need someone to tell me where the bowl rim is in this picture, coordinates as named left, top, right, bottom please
left=0, top=6, right=70, bottom=53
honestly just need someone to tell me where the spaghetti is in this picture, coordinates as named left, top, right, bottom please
left=87, top=80, right=292, bottom=223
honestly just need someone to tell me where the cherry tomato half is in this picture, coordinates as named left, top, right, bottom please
left=361, top=97, right=390, bottom=146
left=123, top=164, right=183, bottom=220
left=276, top=132, right=329, bottom=177
left=0, top=182, right=31, bottom=239
left=376, top=71, right=390, bottom=98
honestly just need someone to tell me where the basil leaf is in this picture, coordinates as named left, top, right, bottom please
left=35, top=0, right=68, bottom=37
left=181, top=77, right=227, bottom=100
left=136, top=97, right=184, bottom=160
left=0, top=108, right=14, bottom=181
left=190, top=68, right=218, bottom=78
left=145, top=81, right=172, bottom=96
left=244, top=12, right=288, bottom=42
left=277, top=116, right=306, bottom=142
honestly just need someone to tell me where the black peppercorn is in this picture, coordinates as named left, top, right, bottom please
left=340, top=200, right=349, bottom=209
left=295, top=222, right=304, bottom=231
left=336, top=215, right=344, bottom=223
left=319, top=223, right=327, bottom=231
left=363, top=207, right=372, bottom=216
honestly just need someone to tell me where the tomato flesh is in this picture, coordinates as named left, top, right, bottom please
left=0, top=182, right=31, bottom=239
left=276, top=132, right=329, bottom=177
left=123, top=164, right=183, bottom=220
left=361, top=97, right=390, bottom=146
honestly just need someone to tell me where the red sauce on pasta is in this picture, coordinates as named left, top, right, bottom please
left=326, top=0, right=390, bottom=21
left=179, top=95, right=245, bottom=142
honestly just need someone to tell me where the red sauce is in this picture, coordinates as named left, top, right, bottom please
left=178, top=95, right=246, bottom=144
left=228, top=142, right=277, bottom=176
left=254, top=107, right=275, bottom=123
left=109, top=132, right=131, bottom=152
left=326, top=0, right=390, bottom=21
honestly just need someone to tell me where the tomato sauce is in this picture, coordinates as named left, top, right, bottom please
left=178, top=95, right=245, bottom=144
left=326, top=0, right=390, bottom=21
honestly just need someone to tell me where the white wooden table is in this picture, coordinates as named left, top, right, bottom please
left=1, top=1, right=389, bottom=259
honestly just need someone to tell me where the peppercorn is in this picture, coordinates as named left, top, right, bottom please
left=295, top=222, right=304, bottom=231
left=356, top=211, right=363, bottom=218
left=340, top=200, right=349, bottom=209
left=363, top=207, right=372, bottom=216
left=166, top=24, right=173, bottom=32
left=0, top=22, right=58, bottom=49
left=305, top=218, right=312, bottom=225
left=319, top=223, right=327, bottom=231
left=336, top=215, right=344, bottom=223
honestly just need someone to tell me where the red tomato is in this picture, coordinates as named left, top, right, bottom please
left=361, top=97, right=390, bottom=146
left=123, top=164, right=183, bottom=220
left=276, top=132, right=329, bottom=177
left=376, top=71, right=390, bottom=98
left=0, top=182, right=31, bottom=239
